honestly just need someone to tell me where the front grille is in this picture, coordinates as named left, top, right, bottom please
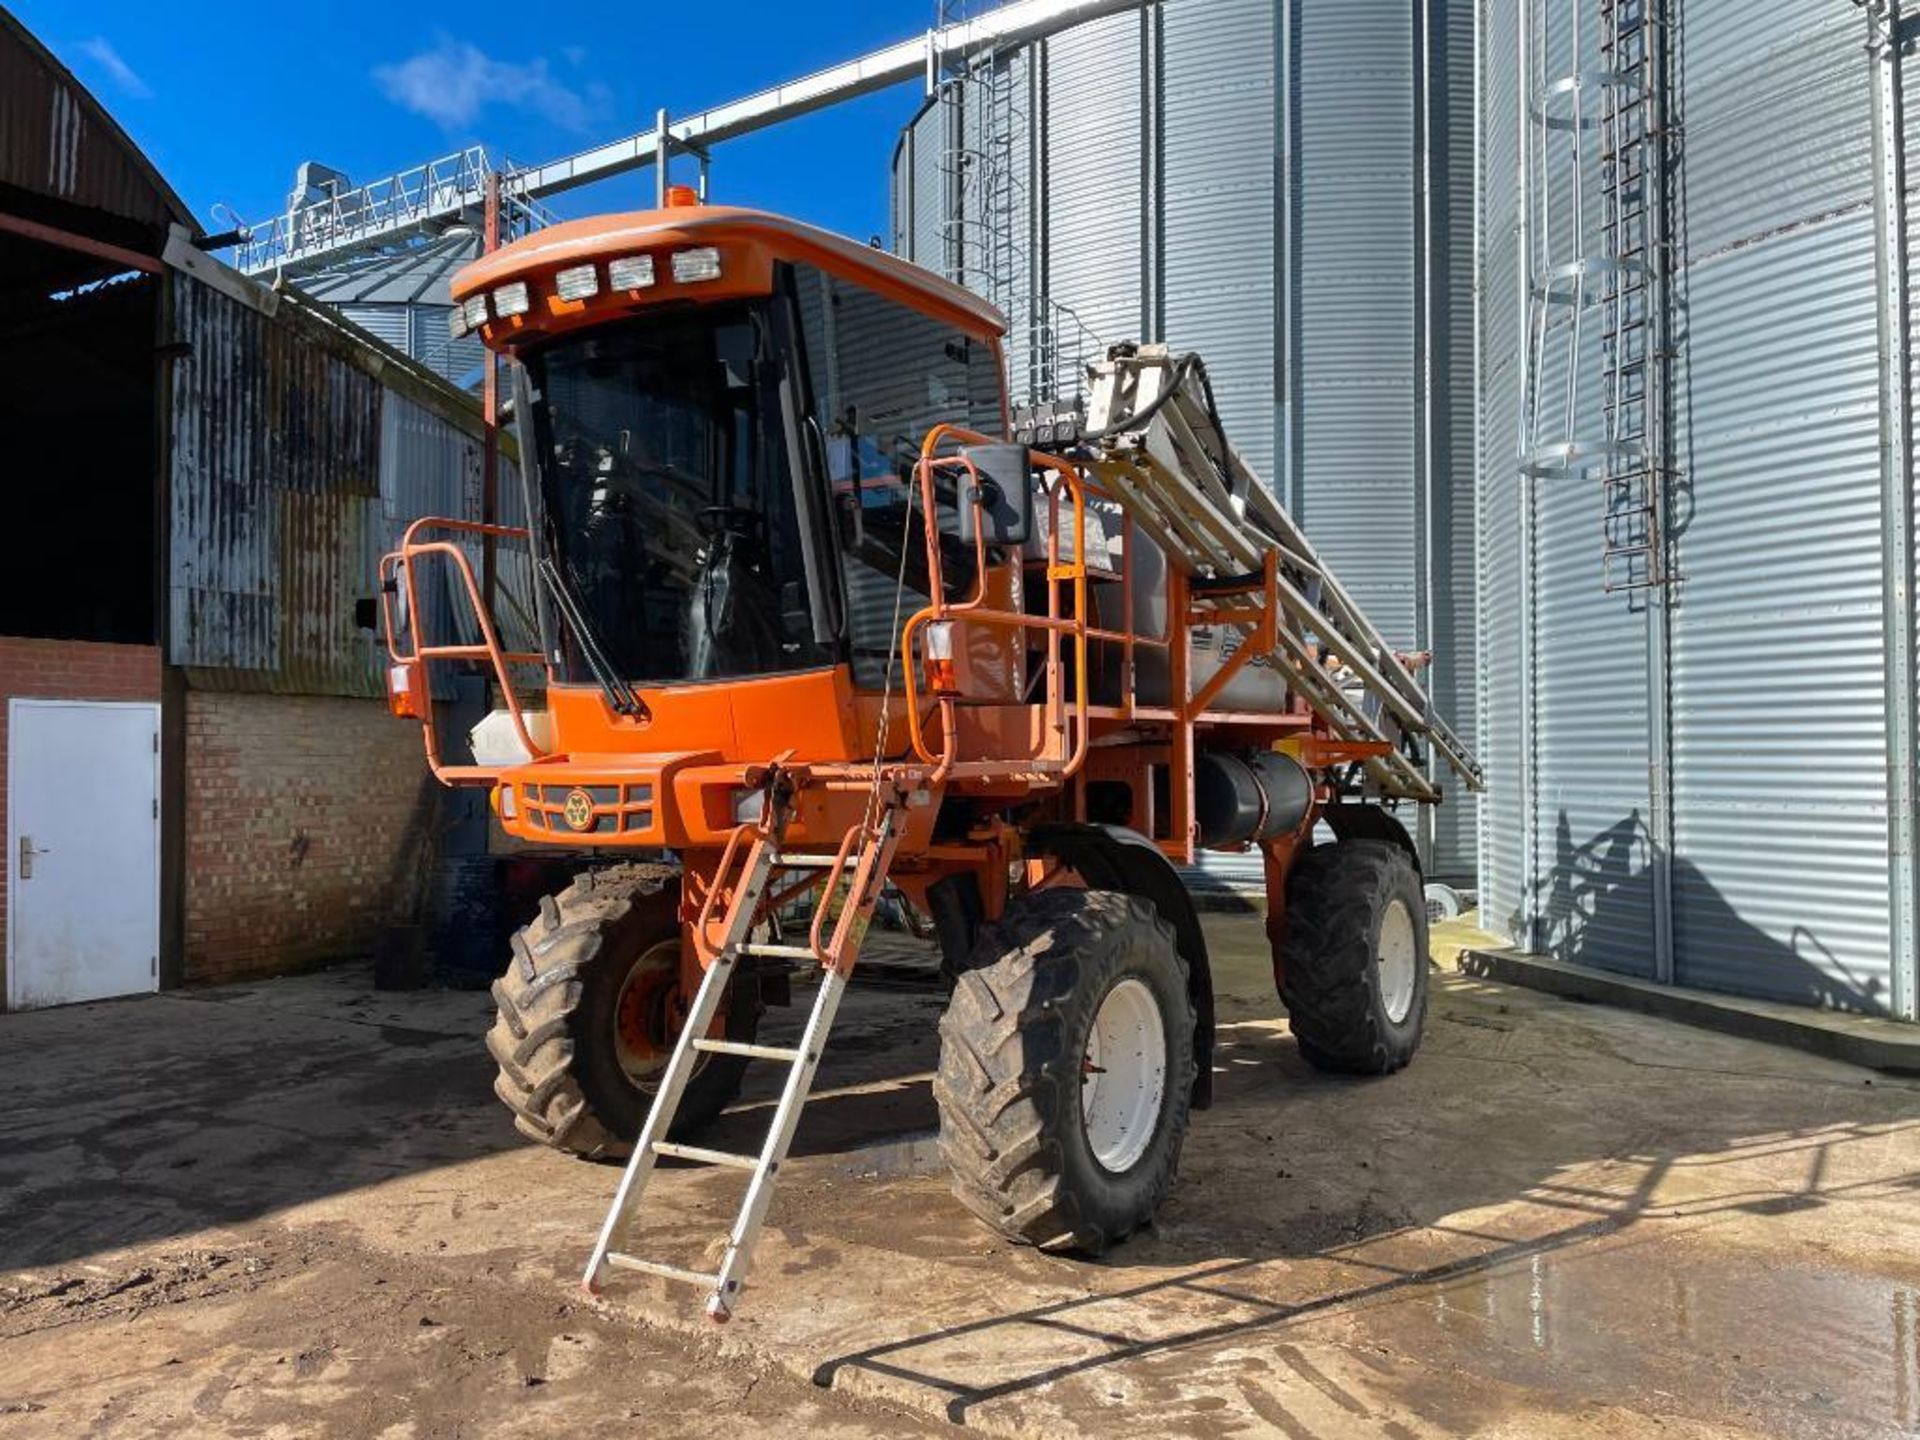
left=517, top=780, right=656, bottom=837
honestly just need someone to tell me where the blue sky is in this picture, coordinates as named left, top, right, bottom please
left=15, top=1, right=940, bottom=243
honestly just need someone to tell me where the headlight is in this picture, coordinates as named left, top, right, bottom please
left=492, top=281, right=530, bottom=318
left=554, top=264, right=600, bottom=301
left=671, top=247, right=722, bottom=283
left=461, top=294, right=489, bottom=330
left=608, top=254, right=655, bottom=290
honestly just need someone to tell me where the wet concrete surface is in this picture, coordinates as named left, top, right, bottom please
left=3, top=911, right=1919, bottom=1437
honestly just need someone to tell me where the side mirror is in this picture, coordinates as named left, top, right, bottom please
left=957, top=443, right=1034, bottom=547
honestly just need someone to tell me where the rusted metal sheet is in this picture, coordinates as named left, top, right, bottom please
left=169, top=270, right=494, bottom=697
left=0, top=12, right=192, bottom=238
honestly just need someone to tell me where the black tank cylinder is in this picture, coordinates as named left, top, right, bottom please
left=1194, top=750, right=1314, bottom=848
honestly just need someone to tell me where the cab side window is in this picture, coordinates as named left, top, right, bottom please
left=791, top=264, right=999, bottom=687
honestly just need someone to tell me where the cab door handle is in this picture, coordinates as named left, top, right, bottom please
left=18, top=835, right=49, bottom=879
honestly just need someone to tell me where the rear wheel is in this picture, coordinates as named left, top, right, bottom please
left=1280, top=840, right=1429, bottom=1075
left=487, top=863, right=761, bottom=1158
left=935, top=888, right=1196, bottom=1253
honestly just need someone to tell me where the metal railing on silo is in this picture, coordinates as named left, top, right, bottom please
left=1518, top=0, right=1677, bottom=595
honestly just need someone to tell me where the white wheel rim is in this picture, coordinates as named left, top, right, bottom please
left=1378, top=898, right=1418, bottom=1025
left=1081, top=977, right=1168, bottom=1174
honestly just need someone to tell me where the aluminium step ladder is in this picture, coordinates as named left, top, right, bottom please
left=583, top=779, right=912, bottom=1321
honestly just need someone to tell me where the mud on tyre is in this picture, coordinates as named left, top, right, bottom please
left=1280, top=839, right=1429, bottom=1075
left=935, top=888, right=1197, bottom=1253
left=487, top=862, right=762, bottom=1158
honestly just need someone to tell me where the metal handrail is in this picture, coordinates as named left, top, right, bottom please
left=380, top=515, right=548, bottom=782
left=897, top=426, right=1091, bottom=783
left=238, top=146, right=559, bottom=275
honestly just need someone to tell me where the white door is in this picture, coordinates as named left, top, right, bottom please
left=8, top=700, right=160, bottom=1008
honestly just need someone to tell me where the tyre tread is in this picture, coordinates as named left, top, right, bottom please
left=486, top=862, right=753, bottom=1159
left=935, top=888, right=1196, bottom=1254
left=1280, top=840, right=1428, bottom=1076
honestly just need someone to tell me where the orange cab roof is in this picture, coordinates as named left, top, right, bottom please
left=452, top=204, right=1006, bottom=342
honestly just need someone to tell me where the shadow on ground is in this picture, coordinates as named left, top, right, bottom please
left=5, top=914, right=1920, bottom=1436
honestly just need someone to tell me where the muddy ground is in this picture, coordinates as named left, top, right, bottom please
left=3, top=911, right=1919, bottom=1438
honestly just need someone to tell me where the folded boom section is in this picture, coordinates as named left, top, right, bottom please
left=1077, top=345, right=1482, bottom=804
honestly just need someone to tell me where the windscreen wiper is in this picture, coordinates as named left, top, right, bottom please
left=537, top=557, right=647, bottom=719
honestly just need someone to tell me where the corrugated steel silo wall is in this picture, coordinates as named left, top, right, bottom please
left=1478, top=0, right=1914, bottom=1013
left=919, top=100, right=952, bottom=273
left=1045, top=10, right=1149, bottom=349
left=337, top=304, right=411, bottom=355
left=1163, top=0, right=1275, bottom=482
left=1291, top=0, right=1418, bottom=647
left=1533, top=0, right=1656, bottom=976
left=169, top=272, right=496, bottom=698
left=891, top=1, right=1481, bottom=884
left=1668, top=2, right=1894, bottom=1009
left=1430, top=0, right=1480, bottom=888
left=1476, top=0, right=1525, bottom=938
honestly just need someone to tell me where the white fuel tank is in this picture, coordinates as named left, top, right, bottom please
left=469, top=708, right=554, bottom=768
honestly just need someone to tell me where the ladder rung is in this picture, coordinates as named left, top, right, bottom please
left=693, top=1039, right=804, bottom=1062
left=604, top=1253, right=721, bottom=1288
left=773, top=854, right=839, bottom=868
left=652, top=1141, right=759, bottom=1170
left=740, top=942, right=819, bottom=961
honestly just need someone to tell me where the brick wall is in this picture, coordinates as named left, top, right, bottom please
left=184, top=690, right=437, bottom=984
left=0, top=638, right=163, bottom=1004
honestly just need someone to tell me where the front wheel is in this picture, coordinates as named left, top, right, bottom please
left=1280, top=840, right=1429, bottom=1075
left=935, top=888, right=1196, bottom=1253
left=486, top=863, right=761, bottom=1158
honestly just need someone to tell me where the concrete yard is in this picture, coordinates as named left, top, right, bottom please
left=4, top=912, right=1919, bottom=1439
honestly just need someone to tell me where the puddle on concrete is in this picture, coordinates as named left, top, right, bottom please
left=1362, top=1239, right=1920, bottom=1436
left=833, top=1236, right=1920, bottom=1435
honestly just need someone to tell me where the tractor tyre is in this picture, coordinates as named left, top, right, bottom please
left=487, top=862, right=761, bottom=1158
left=935, top=888, right=1196, bottom=1253
left=1280, top=839, right=1429, bottom=1076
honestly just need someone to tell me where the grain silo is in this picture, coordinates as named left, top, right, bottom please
left=296, top=229, right=487, bottom=389
left=890, top=0, right=1481, bottom=887
left=1478, top=0, right=1919, bottom=1017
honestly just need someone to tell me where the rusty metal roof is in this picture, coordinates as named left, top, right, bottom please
left=0, top=8, right=196, bottom=240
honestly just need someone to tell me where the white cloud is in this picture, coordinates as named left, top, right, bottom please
left=75, top=36, right=152, bottom=99
left=373, top=38, right=600, bottom=133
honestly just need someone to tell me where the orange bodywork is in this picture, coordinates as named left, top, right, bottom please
left=386, top=198, right=1379, bottom=1002
left=451, top=205, right=1004, bottom=352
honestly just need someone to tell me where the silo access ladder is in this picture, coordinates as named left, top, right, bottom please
left=1074, top=345, right=1483, bottom=802
left=581, top=774, right=912, bottom=1322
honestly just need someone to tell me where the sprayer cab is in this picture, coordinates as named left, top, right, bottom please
left=381, top=198, right=1035, bottom=848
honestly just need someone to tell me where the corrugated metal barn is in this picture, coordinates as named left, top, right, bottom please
left=1477, top=0, right=1919, bottom=1018
left=0, top=10, right=501, bottom=1008
left=889, top=0, right=1480, bottom=888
